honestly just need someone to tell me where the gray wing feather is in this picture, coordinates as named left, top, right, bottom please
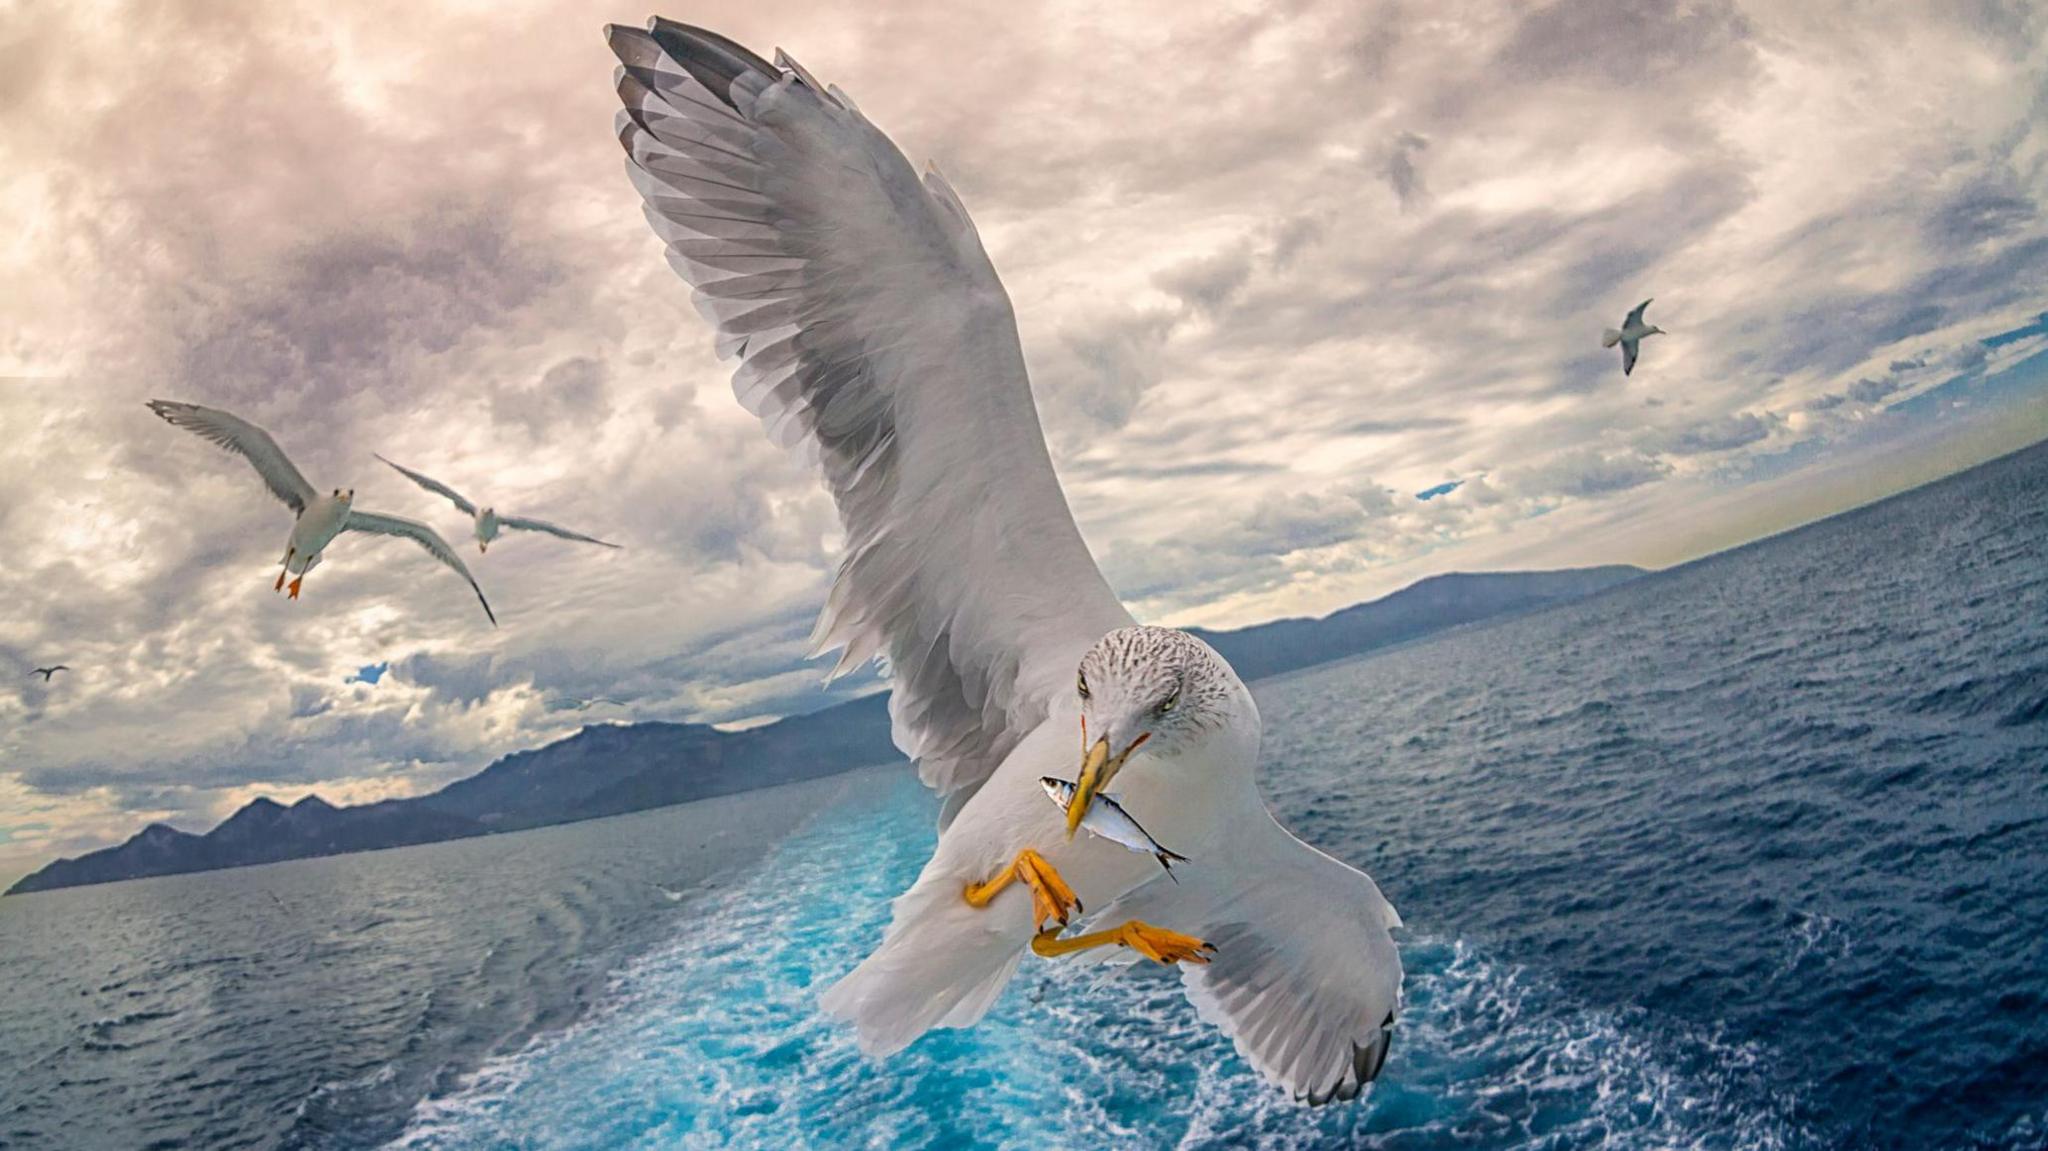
left=497, top=515, right=620, bottom=548
left=342, top=510, right=497, bottom=625
left=1088, top=814, right=1404, bottom=1105
left=1622, top=338, right=1640, bottom=376
left=1624, top=298, right=1652, bottom=327
left=374, top=455, right=478, bottom=516
left=147, top=401, right=318, bottom=513
left=607, top=21, right=1133, bottom=821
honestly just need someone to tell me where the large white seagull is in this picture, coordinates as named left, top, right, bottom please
left=606, top=19, right=1403, bottom=1103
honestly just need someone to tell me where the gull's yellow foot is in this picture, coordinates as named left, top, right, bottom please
left=963, top=848, right=1082, bottom=931
left=287, top=576, right=303, bottom=600
left=1030, top=919, right=1216, bottom=966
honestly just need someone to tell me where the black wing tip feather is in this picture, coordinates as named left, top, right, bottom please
left=1298, top=1010, right=1396, bottom=1107
left=641, top=18, right=779, bottom=111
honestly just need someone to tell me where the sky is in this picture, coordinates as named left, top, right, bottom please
left=3, top=0, right=2047, bottom=886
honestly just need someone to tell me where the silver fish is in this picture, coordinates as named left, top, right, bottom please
left=1041, top=777, right=1189, bottom=878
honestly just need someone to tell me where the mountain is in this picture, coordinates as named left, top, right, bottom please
left=8, top=796, right=484, bottom=894
left=1189, top=566, right=1646, bottom=681
left=7, top=565, right=1642, bottom=895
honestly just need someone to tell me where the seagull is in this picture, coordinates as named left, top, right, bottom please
left=147, top=401, right=497, bottom=625
left=374, top=456, right=621, bottom=554
left=30, top=665, right=68, bottom=681
left=1602, top=298, right=1666, bottom=376
left=606, top=20, right=1402, bottom=1103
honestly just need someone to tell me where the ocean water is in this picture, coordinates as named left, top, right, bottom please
left=8, top=443, right=2048, bottom=1150
left=0, top=775, right=860, bottom=1151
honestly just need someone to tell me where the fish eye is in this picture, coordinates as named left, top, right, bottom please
left=1077, top=672, right=1090, bottom=701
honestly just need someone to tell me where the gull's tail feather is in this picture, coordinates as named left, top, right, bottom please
left=1601, top=327, right=1624, bottom=348
left=819, top=873, right=1027, bottom=1056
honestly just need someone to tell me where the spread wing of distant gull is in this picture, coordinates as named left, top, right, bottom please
left=376, top=455, right=621, bottom=553
left=31, top=665, right=69, bottom=681
left=339, top=512, right=498, bottom=625
left=151, top=402, right=316, bottom=512
left=1602, top=297, right=1665, bottom=377
left=147, top=401, right=496, bottom=625
left=605, top=18, right=1402, bottom=1104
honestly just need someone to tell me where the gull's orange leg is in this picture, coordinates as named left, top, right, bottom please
left=287, top=575, right=304, bottom=601
left=1031, top=920, right=1215, bottom=965
left=964, top=849, right=1082, bottom=931
left=276, top=548, right=294, bottom=592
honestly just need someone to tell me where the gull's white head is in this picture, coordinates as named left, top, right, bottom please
left=1066, top=625, right=1255, bottom=836
left=477, top=507, right=498, bottom=552
left=330, top=487, right=355, bottom=503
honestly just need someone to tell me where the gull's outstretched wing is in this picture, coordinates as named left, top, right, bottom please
left=607, top=20, right=1133, bottom=822
left=1090, top=814, right=1404, bottom=1105
left=375, top=455, right=478, bottom=516
left=148, top=401, right=318, bottom=514
left=498, top=514, right=621, bottom=548
left=1624, top=298, right=1653, bottom=328
left=1621, top=337, right=1640, bottom=376
left=342, top=510, right=497, bottom=626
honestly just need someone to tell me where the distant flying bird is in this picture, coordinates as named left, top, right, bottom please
left=607, top=20, right=1400, bottom=1104
left=30, top=665, right=68, bottom=681
left=1602, top=298, right=1666, bottom=376
left=375, top=456, right=621, bottom=554
left=147, top=401, right=497, bottom=625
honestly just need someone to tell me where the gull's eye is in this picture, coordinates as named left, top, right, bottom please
left=1155, top=689, right=1179, bottom=716
left=1077, top=672, right=1090, bottom=701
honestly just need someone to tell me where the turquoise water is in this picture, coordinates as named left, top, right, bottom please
left=393, top=772, right=1807, bottom=1151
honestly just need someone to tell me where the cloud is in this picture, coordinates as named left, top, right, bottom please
left=1382, top=131, right=1432, bottom=211
left=1157, top=246, right=1256, bottom=315
left=1655, top=411, right=1776, bottom=455
left=1206, top=491, right=1375, bottom=558
left=5, top=0, right=2048, bottom=877
left=1518, top=449, right=1671, bottom=498
left=491, top=356, right=614, bottom=440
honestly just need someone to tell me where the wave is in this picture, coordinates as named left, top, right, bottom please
left=392, top=775, right=1820, bottom=1151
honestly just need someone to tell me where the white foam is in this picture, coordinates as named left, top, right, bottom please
left=390, top=775, right=1817, bottom=1150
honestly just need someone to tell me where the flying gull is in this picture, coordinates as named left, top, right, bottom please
left=30, top=665, right=68, bottom=681
left=1602, top=298, right=1666, bottom=376
left=605, top=19, right=1401, bottom=1103
left=375, top=455, right=622, bottom=553
left=147, top=402, right=497, bottom=625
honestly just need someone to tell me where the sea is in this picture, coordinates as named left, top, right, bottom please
left=3, top=441, right=2046, bottom=1151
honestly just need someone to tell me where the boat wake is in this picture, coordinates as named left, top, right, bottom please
left=393, top=773, right=1818, bottom=1150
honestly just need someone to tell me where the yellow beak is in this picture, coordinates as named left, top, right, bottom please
left=1066, top=734, right=1145, bottom=839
